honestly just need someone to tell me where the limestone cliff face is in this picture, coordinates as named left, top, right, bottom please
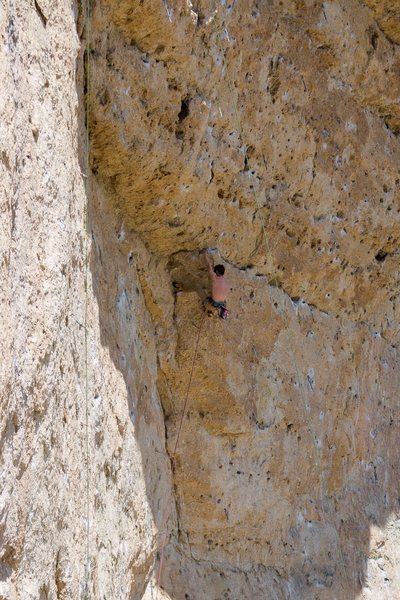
left=89, top=0, right=400, bottom=597
left=1, top=1, right=400, bottom=599
left=1, top=1, right=168, bottom=598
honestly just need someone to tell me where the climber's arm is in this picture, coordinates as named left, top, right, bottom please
left=204, top=252, right=215, bottom=278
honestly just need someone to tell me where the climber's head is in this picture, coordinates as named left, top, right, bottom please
left=214, top=264, right=225, bottom=277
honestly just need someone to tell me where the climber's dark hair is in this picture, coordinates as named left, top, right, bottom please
left=214, top=264, right=225, bottom=276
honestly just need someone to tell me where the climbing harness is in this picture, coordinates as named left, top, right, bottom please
left=218, top=305, right=229, bottom=320
left=206, top=297, right=229, bottom=320
left=156, top=312, right=206, bottom=587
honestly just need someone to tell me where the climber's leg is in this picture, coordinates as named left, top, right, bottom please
left=204, top=296, right=216, bottom=317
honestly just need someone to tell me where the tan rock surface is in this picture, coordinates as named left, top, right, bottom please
left=364, top=0, right=400, bottom=44
left=2, top=0, right=400, bottom=599
left=89, top=0, right=400, bottom=597
left=91, top=0, right=400, bottom=320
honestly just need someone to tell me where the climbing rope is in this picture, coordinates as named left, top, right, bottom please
left=83, top=0, right=92, bottom=596
left=156, top=312, right=206, bottom=587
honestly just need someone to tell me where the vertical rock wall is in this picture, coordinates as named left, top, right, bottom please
left=89, top=0, right=400, bottom=598
left=1, top=1, right=169, bottom=598
left=1, top=0, right=400, bottom=599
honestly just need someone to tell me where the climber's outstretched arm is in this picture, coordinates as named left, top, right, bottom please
left=204, top=251, right=215, bottom=278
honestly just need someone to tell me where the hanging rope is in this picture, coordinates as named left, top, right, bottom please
left=156, top=312, right=206, bottom=587
left=171, top=314, right=206, bottom=459
left=83, top=0, right=92, bottom=596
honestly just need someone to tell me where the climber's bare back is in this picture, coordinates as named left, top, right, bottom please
left=210, top=270, right=229, bottom=302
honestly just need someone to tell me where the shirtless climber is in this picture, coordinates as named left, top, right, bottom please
left=204, top=250, right=230, bottom=319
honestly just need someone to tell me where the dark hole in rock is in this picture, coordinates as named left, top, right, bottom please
left=370, top=29, right=378, bottom=50
left=375, top=250, right=388, bottom=262
left=178, top=97, right=190, bottom=122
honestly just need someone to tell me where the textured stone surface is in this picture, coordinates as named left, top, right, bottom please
left=90, top=0, right=400, bottom=321
left=1, top=1, right=168, bottom=598
left=365, top=0, right=400, bottom=44
left=89, top=0, right=400, bottom=598
left=2, top=0, right=400, bottom=599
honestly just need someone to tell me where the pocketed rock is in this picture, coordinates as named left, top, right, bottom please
left=2, top=1, right=400, bottom=599
left=89, top=0, right=400, bottom=597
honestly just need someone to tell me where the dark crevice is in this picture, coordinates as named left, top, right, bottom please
left=368, top=25, right=378, bottom=50
left=375, top=250, right=388, bottom=263
left=34, top=0, right=47, bottom=27
left=370, top=30, right=378, bottom=50
left=178, top=97, right=190, bottom=122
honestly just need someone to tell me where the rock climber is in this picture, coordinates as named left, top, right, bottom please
left=203, top=250, right=230, bottom=319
